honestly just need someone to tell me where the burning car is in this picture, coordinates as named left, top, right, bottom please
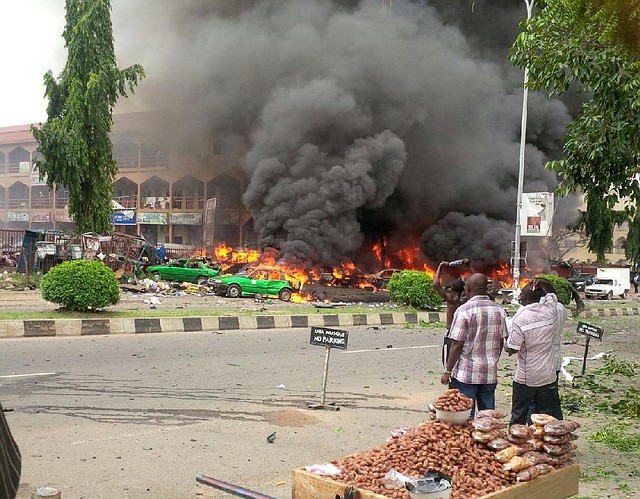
left=366, top=268, right=403, bottom=289
left=209, top=266, right=298, bottom=301
left=147, top=258, right=221, bottom=284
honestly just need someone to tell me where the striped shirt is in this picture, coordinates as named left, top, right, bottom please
left=507, top=293, right=558, bottom=387
left=448, top=295, right=508, bottom=384
left=0, top=400, right=21, bottom=499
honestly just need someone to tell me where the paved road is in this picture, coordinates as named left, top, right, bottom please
left=1, top=325, right=449, bottom=499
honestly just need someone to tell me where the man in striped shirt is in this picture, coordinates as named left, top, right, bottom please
left=1, top=400, right=21, bottom=499
left=440, top=273, right=508, bottom=416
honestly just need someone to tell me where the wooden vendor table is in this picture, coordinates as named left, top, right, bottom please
left=292, top=462, right=579, bottom=499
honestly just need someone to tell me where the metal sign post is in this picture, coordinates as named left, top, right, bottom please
left=319, top=347, right=332, bottom=406
left=308, top=326, right=349, bottom=411
left=576, top=321, right=604, bottom=377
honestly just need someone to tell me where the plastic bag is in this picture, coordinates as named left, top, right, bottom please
left=534, top=463, right=554, bottom=475
left=515, top=441, right=534, bottom=453
left=521, top=451, right=552, bottom=465
left=529, top=424, right=544, bottom=438
left=472, top=429, right=503, bottom=443
left=382, top=469, right=416, bottom=490
left=507, top=434, right=529, bottom=445
left=543, top=420, right=581, bottom=436
left=516, top=465, right=541, bottom=482
left=547, top=454, right=575, bottom=467
left=475, top=409, right=507, bottom=419
left=530, top=414, right=557, bottom=426
left=542, top=443, right=577, bottom=456
left=509, top=424, right=533, bottom=439
left=503, top=456, right=535, bottom=472
left=542, top=432, right=578, bottom=444
left=472, top=418, right=505, bottom=431
left=495, top=446, right=521, bottom=463
left=486, top=437, right=512, bottom=451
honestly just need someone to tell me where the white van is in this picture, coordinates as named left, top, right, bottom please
left=584, top=268, right=630, bottom=300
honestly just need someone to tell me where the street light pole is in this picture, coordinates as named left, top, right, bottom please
left=512, top=0, right=536, bottom=297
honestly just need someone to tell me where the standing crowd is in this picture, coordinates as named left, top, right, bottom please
left=435, top=260, right=567, bottom=425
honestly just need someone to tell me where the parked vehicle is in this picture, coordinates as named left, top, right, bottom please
left=584, top=267, right=630, bottom=300
left=209, top=266, right=297, bottom=301
left=366, top=268, right=403, bottom=289
left=147, top=258, right=221, bottom=284
left=567, top=272, right=596, bottom=291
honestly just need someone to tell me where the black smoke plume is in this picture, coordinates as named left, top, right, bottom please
left=112, top=0, right=579, bottom=268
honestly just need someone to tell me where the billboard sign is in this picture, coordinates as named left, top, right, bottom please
left=110, top=210, right=137, bottom=225
left=138, top=212, right=167, bottom=225
left=170, top=212, right=202, bottom=225
left=520, top=192, right=554, bottom=237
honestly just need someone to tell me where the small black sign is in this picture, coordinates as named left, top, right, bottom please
left=577, top=321, right=604, bottom=341
left=310, top=326, right=349, bottom=350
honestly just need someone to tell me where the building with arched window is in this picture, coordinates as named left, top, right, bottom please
left=0, top=111, right=251, bottom=249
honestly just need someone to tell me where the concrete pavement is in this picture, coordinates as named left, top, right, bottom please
left=1, top=305, right=639, bottom=339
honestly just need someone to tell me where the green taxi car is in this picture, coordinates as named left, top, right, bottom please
left=210, top=266, right=297, bottom=301
left=147, top=258, right=220, bottom=284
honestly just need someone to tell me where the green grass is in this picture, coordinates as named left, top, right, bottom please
left=0, top=304, right=430, bottom=321
left=589, top=425, right=640, bottom=452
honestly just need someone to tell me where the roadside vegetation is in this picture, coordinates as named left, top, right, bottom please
left=561, top=356, right=640, bottom=497
left=40, top=260, right=120, bottom=311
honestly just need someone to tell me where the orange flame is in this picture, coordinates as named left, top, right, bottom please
left=199, top=240, right=525, bottom=301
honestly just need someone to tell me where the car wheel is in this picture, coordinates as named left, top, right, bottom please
left=196, top=276, right=207, bottom=285
left=621, top=291, right=626, bottom=299
left=278, top=288, right=292, bottom=302
left=607, top=291, right=613, bottom=300
left=226, top=284, right=241, bottom=298
left=152, top=272, right=161, bottom=281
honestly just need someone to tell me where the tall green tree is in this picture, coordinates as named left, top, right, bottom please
left=509, top=0, right=640, bottom=262
left=625, top=215, right=640, bottom=269
left=32, top=0, right=144, bottom=234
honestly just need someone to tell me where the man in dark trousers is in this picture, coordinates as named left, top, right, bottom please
left=0, top=400, right=21, bottom=499
left=505, top=280, right=561, bottom=425
left=440, top=273, right=508, bottom=417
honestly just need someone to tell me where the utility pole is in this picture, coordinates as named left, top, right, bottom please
left=512, top=0, right=536, bottom=299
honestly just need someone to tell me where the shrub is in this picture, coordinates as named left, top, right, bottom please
left=534, top=273, right=572, bottom=306
left=387, top=271, right=443, bottom=309
left=40, top=260, right=120, bottom=311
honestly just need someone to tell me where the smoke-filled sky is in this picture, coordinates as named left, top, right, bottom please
left=1, top=0, right=580, bottom=268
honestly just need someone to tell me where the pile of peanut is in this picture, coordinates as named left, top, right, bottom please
left=433, top=388, right=474, bottom=411
left=331, top=420, right=516, bottom=499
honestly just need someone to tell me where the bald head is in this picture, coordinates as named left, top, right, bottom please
left=465, top=273, right=488, bottom=297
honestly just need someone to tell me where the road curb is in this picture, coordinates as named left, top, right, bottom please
left=1, top=306, right=637, bottom=339
left=0, top=311, right=446, bottom=339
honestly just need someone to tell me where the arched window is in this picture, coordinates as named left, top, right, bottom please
left=8, top=181, right=29, bottom=209
left=114, top=177, right=138, bottom=208
left=173, top=175, right=204, bottom=210
left=31, top=185, right=54, bottom=209
left=8, top=147, right=29, bottom=173
left=140, top=176, right=170, bottom=209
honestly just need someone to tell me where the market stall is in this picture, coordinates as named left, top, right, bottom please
left=293, top=390, right=580, bottom=499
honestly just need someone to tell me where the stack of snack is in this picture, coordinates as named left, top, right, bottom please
left=470, top=410, right=508, bottom=447
left=538, top=417, right=580, bottom=468
left=433, top=389, right=475, bottom=412
left=471, top=413, right=580, bottom=482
